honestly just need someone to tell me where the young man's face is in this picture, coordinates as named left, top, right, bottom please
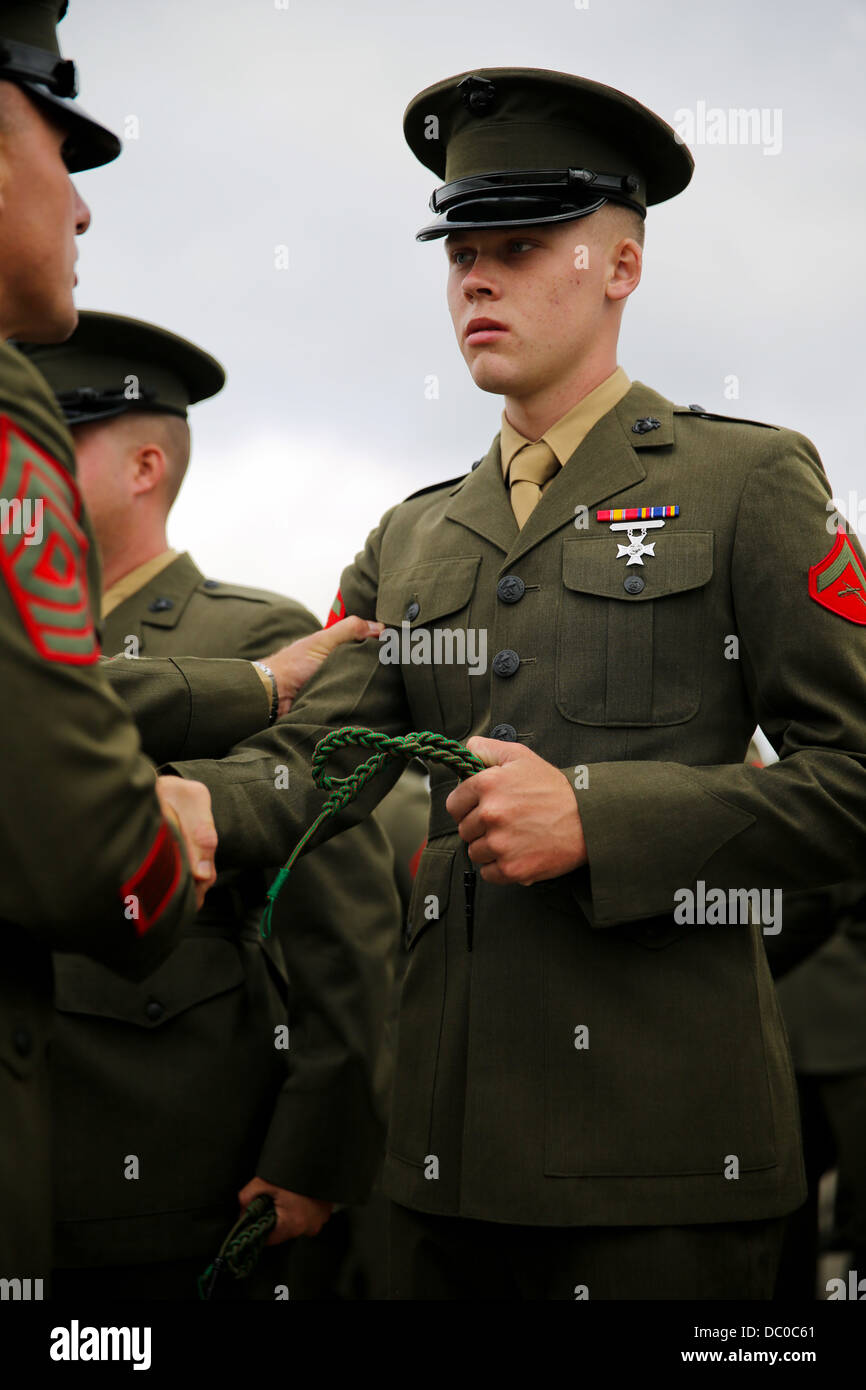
left=445, top=213, right=636, bottom=404
left=0, top=83, right=90, bottom=342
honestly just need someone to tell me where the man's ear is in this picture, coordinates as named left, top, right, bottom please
left=605, top=238, right=642, bottom=304
left=130, top=443, right=168, bottom=497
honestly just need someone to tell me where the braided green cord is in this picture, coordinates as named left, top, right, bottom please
left=197, top=1194, right=277, bottom=1299
left=260, top=728, right=485, bottom=939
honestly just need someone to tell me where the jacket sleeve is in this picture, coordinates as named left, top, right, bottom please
left=222, top=586, right=402, bottom=1201
left=571, top=429, right=866, bottom=925
left=0, top=353, right=196, bottom=976
left=254, top=813, right=400, bottom=1204
left=164, top=506, right=413, bottom=870
left=102, top=654, right=271, bottom=763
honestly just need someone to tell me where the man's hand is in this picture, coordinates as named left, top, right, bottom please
left=237, top=1177, right=334, bottom=1245
left=445, top=738, right=587, bottom=885
left=155, top=775, right=218, bottom=909
left=261, top=616, right=384, bottom=717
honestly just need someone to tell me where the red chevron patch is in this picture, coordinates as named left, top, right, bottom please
left=0, top=416, right=98, bottom=662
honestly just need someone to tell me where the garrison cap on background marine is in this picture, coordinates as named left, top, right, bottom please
left=19, top=311, right=227, bottom=425
left=403, top=67, right=694, bottom=241
left=0, top=0, right=120, bottom=172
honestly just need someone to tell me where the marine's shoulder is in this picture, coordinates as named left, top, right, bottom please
left=400, top=468, right=474, bottom=504
left=0, top=341, right=75, bottom=463
left=669, top=400, right=821, bottom=476
left=671, top=401, right=781, bottom=433
left=190, top=574, right=301, bottom=609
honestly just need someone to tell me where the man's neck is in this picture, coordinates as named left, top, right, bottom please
left=504, top=358, right=620, bottom=441
left=100, top=535, right=169, bottom=591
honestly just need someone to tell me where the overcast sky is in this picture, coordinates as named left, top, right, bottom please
left=63, top=0, right=865, bottom=624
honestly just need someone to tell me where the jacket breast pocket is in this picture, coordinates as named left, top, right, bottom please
left=376, top=556, right=481, bottom=739
left=53, top=938, right=245, bottom=1028
left=556, top=532, right=713, bottom=726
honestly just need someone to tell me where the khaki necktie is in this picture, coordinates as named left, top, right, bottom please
left=507, top=441, right=560, bottom=528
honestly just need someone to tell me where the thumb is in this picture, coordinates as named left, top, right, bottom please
left=306, top=615, right=383, bottom=655
left=465, top=735, right=528, bottom=768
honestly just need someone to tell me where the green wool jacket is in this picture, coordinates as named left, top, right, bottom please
left=168, top=381, right=866, bottom=1227
left=51, top=551, right=400, bottom=1269
left=0, top=344, right=205, bottom=1281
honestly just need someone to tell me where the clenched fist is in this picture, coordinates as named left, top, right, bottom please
left=446, top=738, right=587, bottom=885
left=155, top=774, right=218, bottom=909
left=238, top=1176, right=334, bottom=1244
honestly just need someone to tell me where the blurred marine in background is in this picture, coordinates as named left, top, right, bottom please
left=25, top=311, right=406, bottom=1299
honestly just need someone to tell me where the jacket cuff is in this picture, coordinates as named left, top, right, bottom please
left=170, top=657, right=271, bottom=758
left=566, top=761, right=755, bottom=926
left=255, top=1077, right=386, bottom=1207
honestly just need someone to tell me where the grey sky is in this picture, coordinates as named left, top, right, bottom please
left=64, top=0, right=865, bottom=623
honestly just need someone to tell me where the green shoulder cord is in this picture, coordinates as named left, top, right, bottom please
left=197, top=1194, right=277, bottom=1301
left=260, top=728, right=486, bottom=947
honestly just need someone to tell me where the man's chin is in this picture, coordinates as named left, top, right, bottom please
left=11, top=300, right=78, bottom=345
left=467, top=358, right=519, bottom=396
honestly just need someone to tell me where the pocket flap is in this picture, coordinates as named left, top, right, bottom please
left=377, top=557, right=481, bottom=626
left=53, top=938, right=244, bottom=1027
left=562, top=532, right=713, bottom=600
left=405, top=845, right=455, bottom=949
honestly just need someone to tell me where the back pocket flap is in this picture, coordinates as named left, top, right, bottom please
left=53, top=938, right=244, bottom=1027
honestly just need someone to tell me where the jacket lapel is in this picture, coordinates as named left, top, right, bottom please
left=443, top=436, right=520, bottom=556
left=503, top=382, right=675, bottom=567
left=443, top=382, right=676, bottom=569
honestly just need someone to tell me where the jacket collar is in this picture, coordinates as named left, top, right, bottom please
left=106, top=550, right=204, bottom=630
left=444, top=380, right=674, bottom=568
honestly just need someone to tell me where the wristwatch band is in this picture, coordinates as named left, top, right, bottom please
left=252, top=661, right=279, bottom=724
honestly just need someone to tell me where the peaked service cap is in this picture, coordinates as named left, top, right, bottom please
left=19, top=311, right=226, bottom=425
left=0, top=0, right=120, bottom=171
left=404, top=67, right=693, bottom=241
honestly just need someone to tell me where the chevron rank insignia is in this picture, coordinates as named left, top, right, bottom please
left=325, top=588, right=346, bottom=628
left=0, top=416, right=98, bottom=664
left=808, top=532, right=866, bottom=625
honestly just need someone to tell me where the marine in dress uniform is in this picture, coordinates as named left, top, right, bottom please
left=26, top=314, right=402, bottom=1299
left=164, top=69, right=866, bottom=1299
left=0, top=1, right=209, bottom=1286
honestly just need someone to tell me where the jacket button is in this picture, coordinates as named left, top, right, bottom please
left=490, top=723, right=518, bottom=741
left=405, top=600, right=420, bottom=621
left=631, top=416, right=661, bottom=434
left=12, top=1026, right=32, bottom=1057
left=623, top=575, right=645, bottom=594
left=148, top=597, right=173, bottom=612
left=470, top=458, right=482, bottom=471
left=145, top=999, right=165, bottom=1023
left=492, top=648, right=520, bottom=678
left=497, top=575, right=525, bottom=604
left=688, top=403, right=707, bottom=413
left=203, top=579, right=220, bottom=589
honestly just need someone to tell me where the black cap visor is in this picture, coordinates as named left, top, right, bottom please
left=417, top=166, right=644, bottom=242
left=0, top=37, right=120, bottom=171
left=22, top=83, right=121, bottom=172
